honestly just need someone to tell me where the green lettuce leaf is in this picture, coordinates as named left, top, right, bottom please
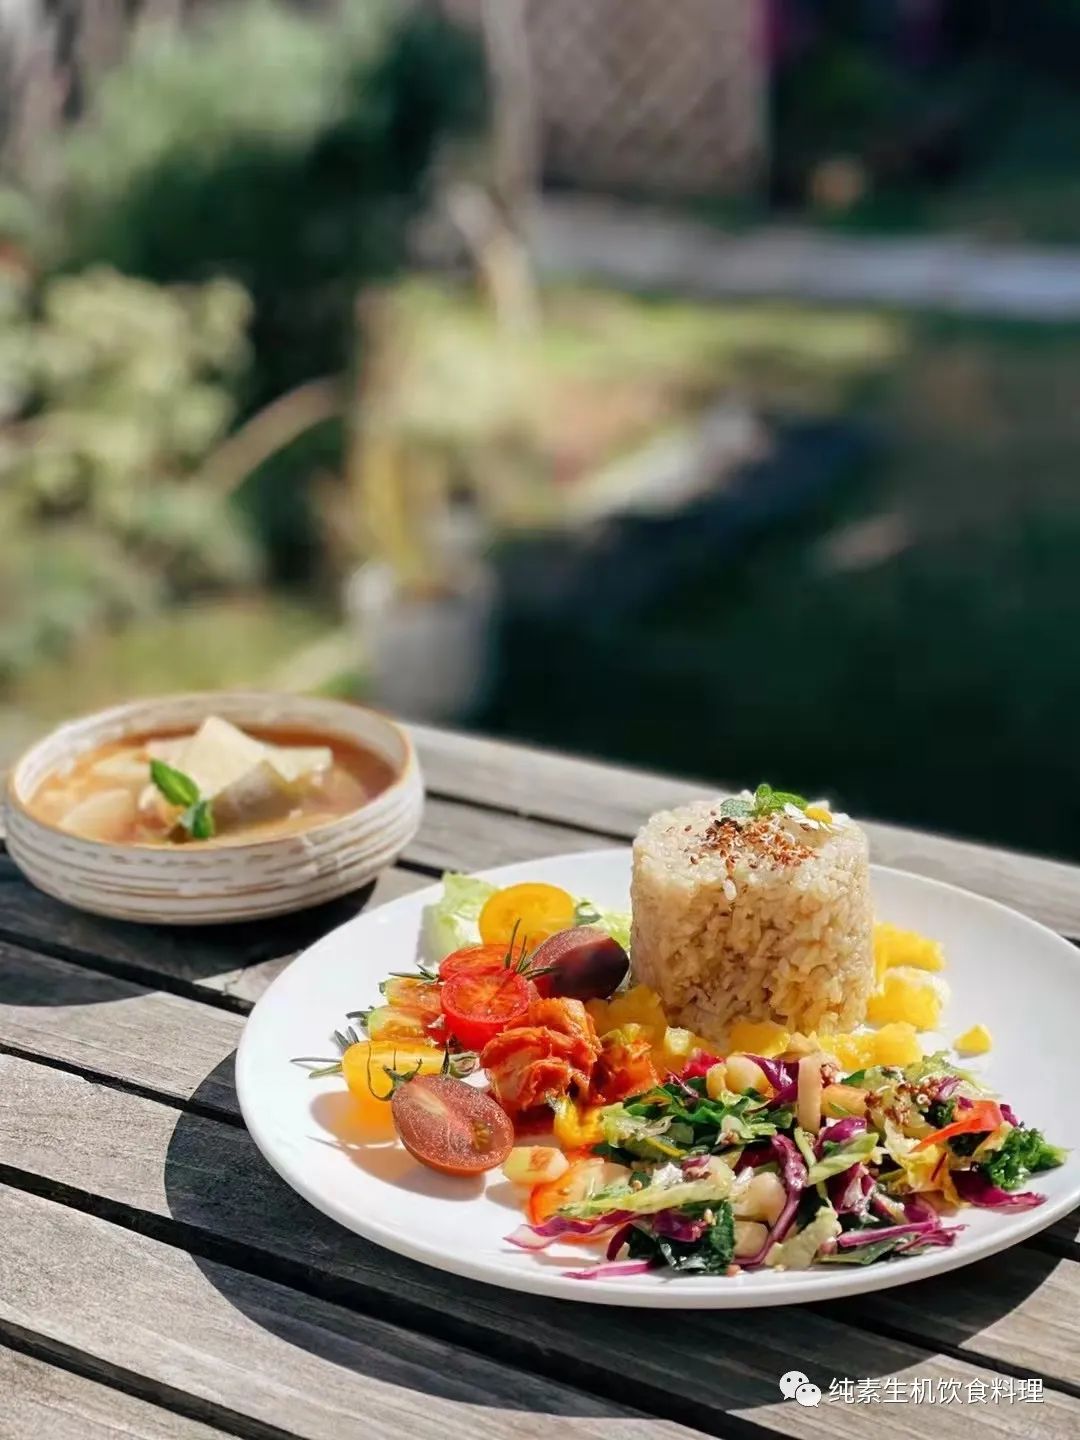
left=805, top=1131, right=878, bottom=1185
left=574, top=898, right=631, bottom=951
left=420, top=872, right=497, bottom=962
left=558, top=1162, right=735, bottom=1220
left=764, top=1206, right=841, bottom=1270
left=598, top=1104, right=688, bottom=1162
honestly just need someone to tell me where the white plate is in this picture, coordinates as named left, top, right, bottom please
left=237, top=849, right=1080, bottom=1307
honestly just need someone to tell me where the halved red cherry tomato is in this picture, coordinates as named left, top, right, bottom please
left=478, top=882, right=576, bottom=947
left=438, top=944, right=511, bottom=982
left=441, top=968, right=530, bottom=1051
left=391, top=1073, right=513, bottom=1175
left=381, top=976, right=443, bottom=1024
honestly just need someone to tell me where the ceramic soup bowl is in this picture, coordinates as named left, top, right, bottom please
left=3, top=692, right=423, bottom=924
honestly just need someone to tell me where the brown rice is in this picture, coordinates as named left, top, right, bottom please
left=630, top=800, right=873, bottom=1041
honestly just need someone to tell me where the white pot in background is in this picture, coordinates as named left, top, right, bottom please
left=346, top=561, right=497, bottom=722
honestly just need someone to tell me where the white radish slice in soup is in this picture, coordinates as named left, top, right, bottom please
left=91, top=752, right=151, bottom=785
left=60, top=788, right=137, bottom=843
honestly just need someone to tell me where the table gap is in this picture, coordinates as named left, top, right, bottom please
left=829, top=1311, right=1080, bottom=1402
left=0, top=1321, right=307, bottom=1440
left=0, top=1041, right=246, bottom=1127
left=0, top=927, right=256, bottom=1014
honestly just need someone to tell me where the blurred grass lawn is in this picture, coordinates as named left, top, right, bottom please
left=1, top=599, right=335, bottom=760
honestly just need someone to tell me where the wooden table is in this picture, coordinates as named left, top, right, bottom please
left=2, top=723, right=1079, bottom=1440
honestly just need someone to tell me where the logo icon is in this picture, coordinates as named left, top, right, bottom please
left=779, top=1371, right=822, bottom=1407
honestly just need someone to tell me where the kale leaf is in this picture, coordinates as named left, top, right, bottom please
left=625, top=1202, right=736, bottom=1274
left=593, top=1077, right=792, bottom=1169
left=818, top=1238, right=905, bottom=1266
left=925, top=1098, right=956, bottom=1129
left=949, top=1131, right=985, bottom=1158
left=980, top=1127, right=1066, bottom=1191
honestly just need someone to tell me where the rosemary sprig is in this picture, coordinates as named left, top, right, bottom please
left=496, top=920, right=559, bottom=980
left=303, top=1060, right=348, bottom=1078
left=333, top=1024, right=363, bottom=1053
left=291, top=1020, right=478, bottom=1080
left=386, top=961, right=439, bottom=981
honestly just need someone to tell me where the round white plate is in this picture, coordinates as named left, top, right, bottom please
left=237, top=849, right=1080, bottom=1307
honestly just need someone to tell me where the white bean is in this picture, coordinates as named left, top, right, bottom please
left=705, top=1062, right=728, bottom=1100
left=733, top=1220, right=769, bottom=1258
left=734, top=1170, right=787, bottom=1225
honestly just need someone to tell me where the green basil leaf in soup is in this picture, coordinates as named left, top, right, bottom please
left=150, top=759, right=201, bottom=808
left=182, top=798, right=216, bottom=841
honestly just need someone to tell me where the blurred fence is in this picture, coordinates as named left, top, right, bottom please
left=436, top=0, right=767, bottom=197
left=2, top=0, right=767, bottom=198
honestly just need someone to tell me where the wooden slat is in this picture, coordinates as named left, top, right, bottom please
left=1, top=1185, right=708, bottom=1440
left=0, top=854, right=424, bottom=998
left=406, top=794, right=606, bottom=870
left=0, top=944, right=243, bottom=1116
left=197, top=867, right=431, bottom=1006
left=0, top=1345, right=232, bottom=1440
left=409, top=724, right=1080, bottom=936
left=830, top=1249, right=1080, bottom=1388
left=2, top=1046, right=1078, bottom=1438
left=410, top=721, right=708, bottom=836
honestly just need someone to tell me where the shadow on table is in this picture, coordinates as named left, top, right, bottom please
left=0, top=857, right=380, bottom=1006
left=164, top=1055, right=1068, bottom=1429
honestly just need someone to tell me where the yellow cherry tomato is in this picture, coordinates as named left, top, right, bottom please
left=478, top=882, right=576, bottom=947
left=341, top=1041, right=445, bottom=1137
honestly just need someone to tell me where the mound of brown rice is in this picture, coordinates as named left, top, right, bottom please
left=631, top=800, right=873, bottom=1041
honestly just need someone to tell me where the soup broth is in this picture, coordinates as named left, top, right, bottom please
left=28, top=716, right=397, bottom=847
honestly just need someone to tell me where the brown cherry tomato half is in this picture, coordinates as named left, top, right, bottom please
left=391, top=1073, right=513, bottom=1175
left=440, top=968, right=530, bottom=1051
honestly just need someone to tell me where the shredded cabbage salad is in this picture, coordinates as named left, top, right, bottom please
left=509, top=1050, right=1065, bottom=1279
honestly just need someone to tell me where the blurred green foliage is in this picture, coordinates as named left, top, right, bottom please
left=0, top=265, right=257, bottom=684
left=0, top=0, right=484, bottom=700
left=58, top=0, right=483, bottom=403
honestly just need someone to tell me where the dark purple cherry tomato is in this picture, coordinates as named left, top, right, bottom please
left=530, top=927, right=629, bottom=1001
